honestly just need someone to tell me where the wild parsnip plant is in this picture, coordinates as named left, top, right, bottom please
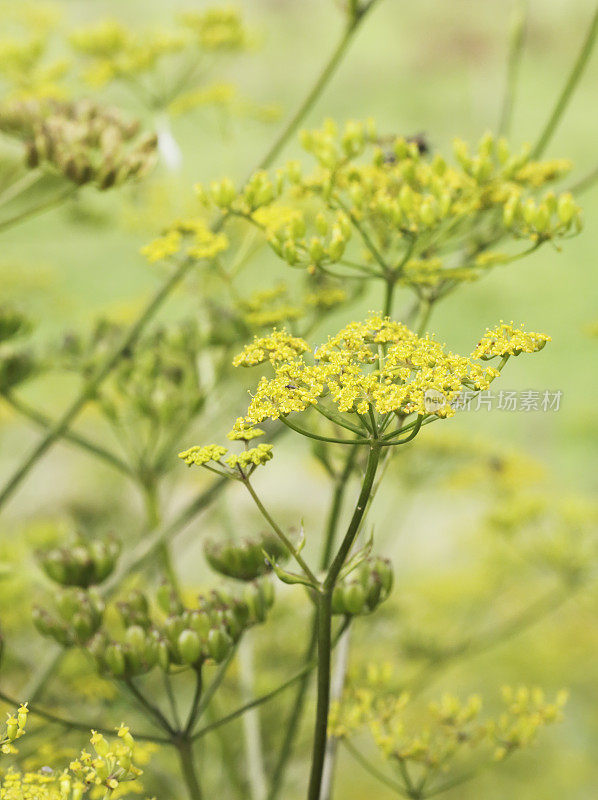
left=1, top=1, right=598, bottom=800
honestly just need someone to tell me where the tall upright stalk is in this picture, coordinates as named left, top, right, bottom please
left=267, top=450, right=357, bottom=800
left=176, top=738, right=203, bottom=800
left=307, top=442, right=382, bottom=800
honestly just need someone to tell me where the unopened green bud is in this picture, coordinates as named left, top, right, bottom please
left=210, top=177, right=236, bottom=208
left=418, top=200, right=436, bottom=227
left=309, top=237, right=325, bottom=263
left=533, top=204, right=550, bottom=233
left=328, top=232, right=346, bottom=261
left=557, top=192, right=576, bottom=225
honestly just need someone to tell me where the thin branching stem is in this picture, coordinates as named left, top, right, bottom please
left=532, top=3, right=598, bottom=157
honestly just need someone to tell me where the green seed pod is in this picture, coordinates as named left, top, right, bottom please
left=207, top=626, right=233, bottom=663
left=204, top=533, right=287, bottom=582
left=243, top=582, right=266, bottom=623
left=157, top=639, right=171, bottom=672
left=104, top=644, right=126, bottom=677
left=157, top=582, right=184, bottom=616
left=188, top=610, right=211, bottom=638
left=343, top=582, right=366, bottom=615
left=125, top=625, right=147, bottom=654
left=178, top=629, right=202, bottom=665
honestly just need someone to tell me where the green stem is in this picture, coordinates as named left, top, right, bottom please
left=568, top=162, right=598, bottom=195
left=307, top=443, right=382, bottom=800
left=343, top=739, right=409, bottom=797
left=3, top=392, right=135, bottom=478
left=532, top=3, right=598, bottom=157
left=0, top=185, right=77, bottom=234
left=267, top=451, right=356, bottom=800
left=383, top=278, right=397, bottom=317
left=279, top=414, right=370, bottom=445
left=497, top=0, right=529, bottom=136
left=184, top=668, right=203, bottom=737
left=22, top=648, right=63, bottom=703
left=0, top=169, right=43, bottom=207
left=142, top=477, right=180, bottom=594
left=176, top=737, right=203, bottom=800
left=124, top=678, right=176, bottom=735
left=255, top=4, right=379, bottom=171
left=242, top=478, right=319, bottom=585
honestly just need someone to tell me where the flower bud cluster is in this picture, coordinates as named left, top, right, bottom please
left=204, top=532, right=289, bottom=581
left=0, top=98, right=157, bottom=189
left=200, top=119, right=582, bottom=291
left=37, top=535, right=120, bottom=588
left=267, top=209, right=353, bottom=273
left=0, top=723, right=144, bottom=798
left=69, top=9, right=252, bottom=88
left=1, top=704, right=28, bottom=755
left=330, top=672, right=567, bottom=790
left=331, top=557, right=393, bottom=616
left=68, top=726, right=142, bottom=794
left=235, top=279, right=350, bottom=331
left=33, top=588, right=105, bottom=646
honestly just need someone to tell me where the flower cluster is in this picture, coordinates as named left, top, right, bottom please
left=227, top=315, right=546, bottom=439
left=69, top=9, right=252, bottom=89
left=178, top=442, right=274, bottom=477
left=0, top=705, right=28, bottom=756
left=0, top=5, right=69, bottom=100
left=141, top=217, right=229, bottom=264
left=196, top=120, right=582, bottom=293
left=70, top=727, right=142, bottom=793
left=235, top=280, right=349, bottom=330
left=0, top=98, right=158, bottom=189
left=330, top=668, right=567, bottom=795
left=472, top=322, right=551, bottom=359
left=0, top=725, right=144, bottom=800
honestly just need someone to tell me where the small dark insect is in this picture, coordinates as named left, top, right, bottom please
left=285, top=383, right=298, bottom=390
left=377, top=132, right=431, bottom=163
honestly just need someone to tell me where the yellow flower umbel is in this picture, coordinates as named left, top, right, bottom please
left=224, top=315, right=548, bottom=446
left=196, top=120, right=582, bottom=300
left=472, top=321, right=551, bottom=359
left=0, top=722, right=146, bottom=800
left=330, top=668, right=567, bottom=797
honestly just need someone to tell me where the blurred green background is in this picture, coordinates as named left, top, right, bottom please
left=1, top=1, right=597, bottom=798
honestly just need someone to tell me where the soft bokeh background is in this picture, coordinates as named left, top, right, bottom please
left=1, top=1, right=597, bottom=798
